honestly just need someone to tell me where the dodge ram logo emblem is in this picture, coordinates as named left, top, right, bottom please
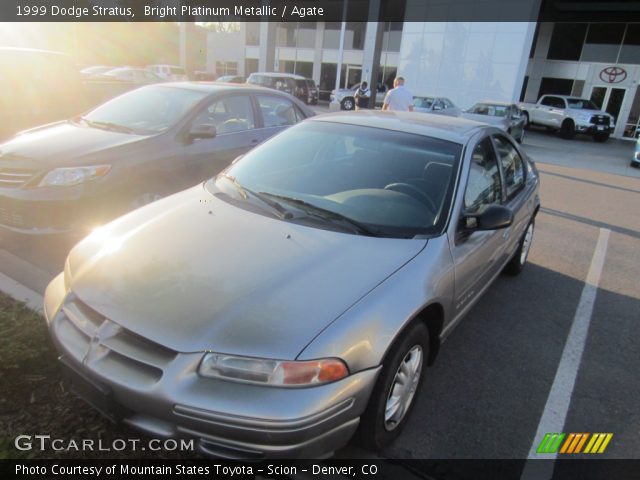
left=599, top=66, right=627, bottom=84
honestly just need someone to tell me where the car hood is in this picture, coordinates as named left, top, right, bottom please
left=566, top=108, right=613, bottom=119
left=0, top=122, right=146, bottom=166
left=66, top=185, right=427, bottom=359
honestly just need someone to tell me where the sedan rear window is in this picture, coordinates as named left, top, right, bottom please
left=214, top=121, right=462, bottom=237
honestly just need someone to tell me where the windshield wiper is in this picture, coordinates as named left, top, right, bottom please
left=258, top=192, right=382, bottom=237
left=221, top=175, right=293, bottom=220
left=80, top=118, right=136, bottom=134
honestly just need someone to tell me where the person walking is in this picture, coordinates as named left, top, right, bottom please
left=382, top=76, right=414, bottom=112
left=354, top=81, right=371, bottom=110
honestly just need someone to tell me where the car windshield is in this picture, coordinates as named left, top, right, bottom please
left=413, top=97, right=435, bottom=108
left=209, top=121, right=462, bottom=238
left=81, top=85, right=208, bottom=134
left=567, top=98, right=599, bottom=110
left=469, top=103, right=508, bottom=117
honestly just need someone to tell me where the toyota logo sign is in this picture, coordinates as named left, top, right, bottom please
left=599, top=66, right=627, bottom=84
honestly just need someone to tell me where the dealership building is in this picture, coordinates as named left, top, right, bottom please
left=207, top=0, right=639, bottom=139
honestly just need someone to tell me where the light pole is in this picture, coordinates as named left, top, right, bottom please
left=330, top=0, right=348, bottom=111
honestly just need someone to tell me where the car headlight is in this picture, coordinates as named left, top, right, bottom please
left=198, top=353, right=349, bottom=387
left=38, top=165, right=111, bottom=187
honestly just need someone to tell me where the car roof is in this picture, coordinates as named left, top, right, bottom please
left=249, top=72, right=308, bottom=80
left=310, top=111, right=487, bottom=144
left=476, top=100, right=514, bottom=106
left=0, top=46, right=68, bottom=57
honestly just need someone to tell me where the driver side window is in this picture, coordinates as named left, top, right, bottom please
left=464, top=138, right=502, bottom=214
left=191, top=95, right=255, bottom=134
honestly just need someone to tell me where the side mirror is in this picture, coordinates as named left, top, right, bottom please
left=433, top=104, right=443, bottom=111
left=462, top=204, right=514, bottom=231
left=187, top=124, right=216, bottom=142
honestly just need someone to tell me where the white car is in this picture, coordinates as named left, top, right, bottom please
left=330, top=84, right=389, bottom=110
left=146, top=64, right=188, bottom=81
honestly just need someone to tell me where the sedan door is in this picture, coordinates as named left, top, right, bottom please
left=450, top=136, right=508, bottom=316
left=490, top=134, right=533, bottom=261
left=181, top=94, right=260, bottom=185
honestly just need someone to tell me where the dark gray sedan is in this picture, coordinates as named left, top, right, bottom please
left=0, top=83, right=313, bottom=236
left=44, top=112, right=540, bottom=459
left=463, top=101, right=526, bottom=143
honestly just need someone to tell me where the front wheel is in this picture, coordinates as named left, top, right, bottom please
left=504, top=220, right=534, bottom=276
left=559, top=120, right=576, bottom=139
left=341, top=97, right=355, bottom=111
left=356, top=322, right=428, bottom=451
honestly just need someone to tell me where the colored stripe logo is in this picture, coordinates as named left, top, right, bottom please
left=537, top=433, right=613, bottom=454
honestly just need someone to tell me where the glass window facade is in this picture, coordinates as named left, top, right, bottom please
left=581, top=23, right=626, bottom=62
left=547, top=23, right=587, bottom=61
left=620, top=23, right=640, bottom=64
left=245, top=23, right=259, bottom=47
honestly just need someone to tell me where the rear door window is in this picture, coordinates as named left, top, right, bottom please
left=492, top=135, right=525, bottom=200
left=257, top=96, right=303, bottom=127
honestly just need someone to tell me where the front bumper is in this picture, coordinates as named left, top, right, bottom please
left=44, top=274, right=380, bottom=459
left=574, top=121, right=612, bottom=135
left=0, top=183, right=116, bottom=236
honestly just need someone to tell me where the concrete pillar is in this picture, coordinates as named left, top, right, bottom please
left=258, top=22, right=277, bottom=72
left=362, top=0, right=384, bottom=108
left=312, top=22, right=325, bottom=84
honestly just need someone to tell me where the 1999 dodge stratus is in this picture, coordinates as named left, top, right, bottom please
left=44, top=112, right=540, bottom=459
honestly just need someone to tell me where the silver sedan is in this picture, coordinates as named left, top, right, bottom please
left=412, top=96, right=461, bottom=116
left=463, top=101, right=526, bottom=143
left=44, top=112, right=540, bottom=459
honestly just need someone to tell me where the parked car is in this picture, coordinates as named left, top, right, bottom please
left=215, top=75, right=245, bottom=83
left=247, top=73, right=319, bottom=105
left=102, top=67, right=162, bottom=84
left=80, top=65, right=113, bottom=79
left=519, top=95, right=614, bottom=142
left=44, top=112, right=540, bottom=458
left=412, top=96, right=461, bottom=117
left=330, top=83, right=389, bottom=110
left=462, top=101, right=526, bottom=143
left=0, top=47, right=85, bottom=141
left=146, top=64, right=188, bottom=81
left=632, top=137, right=640, bottom=167
left=0, top=83, right=313, bottom=237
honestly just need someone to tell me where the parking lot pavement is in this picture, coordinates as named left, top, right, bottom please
left=521, top=129, right=639, bottom=179
left=1, top=140, right=639, bottom=462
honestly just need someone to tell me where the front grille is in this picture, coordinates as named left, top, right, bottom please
left=0, top=206, right=25, bottom=227
left=590, top=115, right=610, bottom=126
left=0, top=167, right=35, bottom=187
left=54, top=295, right=178, bottom=387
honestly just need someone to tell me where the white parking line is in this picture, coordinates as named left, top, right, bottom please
left=0, top=271, right=44, bottom=312
left=521, top=227, right=610, bottom=478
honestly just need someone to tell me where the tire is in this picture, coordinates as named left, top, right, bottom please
left=593, top=132, right=610, bottom=143
left=504, top=220, right=535, bottom=276
left=559, top=119, right=576, bottom=139
left=522, top=112, right=530, bottom=130
left=341, top=97, right=355, bottom=111
left=356, top=322, right=429, bottom=452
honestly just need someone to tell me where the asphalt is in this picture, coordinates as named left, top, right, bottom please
left=1, top=127, right=639, bottom=462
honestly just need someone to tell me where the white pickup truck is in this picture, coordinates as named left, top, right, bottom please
left=519, top=94, right=614, bottom=142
